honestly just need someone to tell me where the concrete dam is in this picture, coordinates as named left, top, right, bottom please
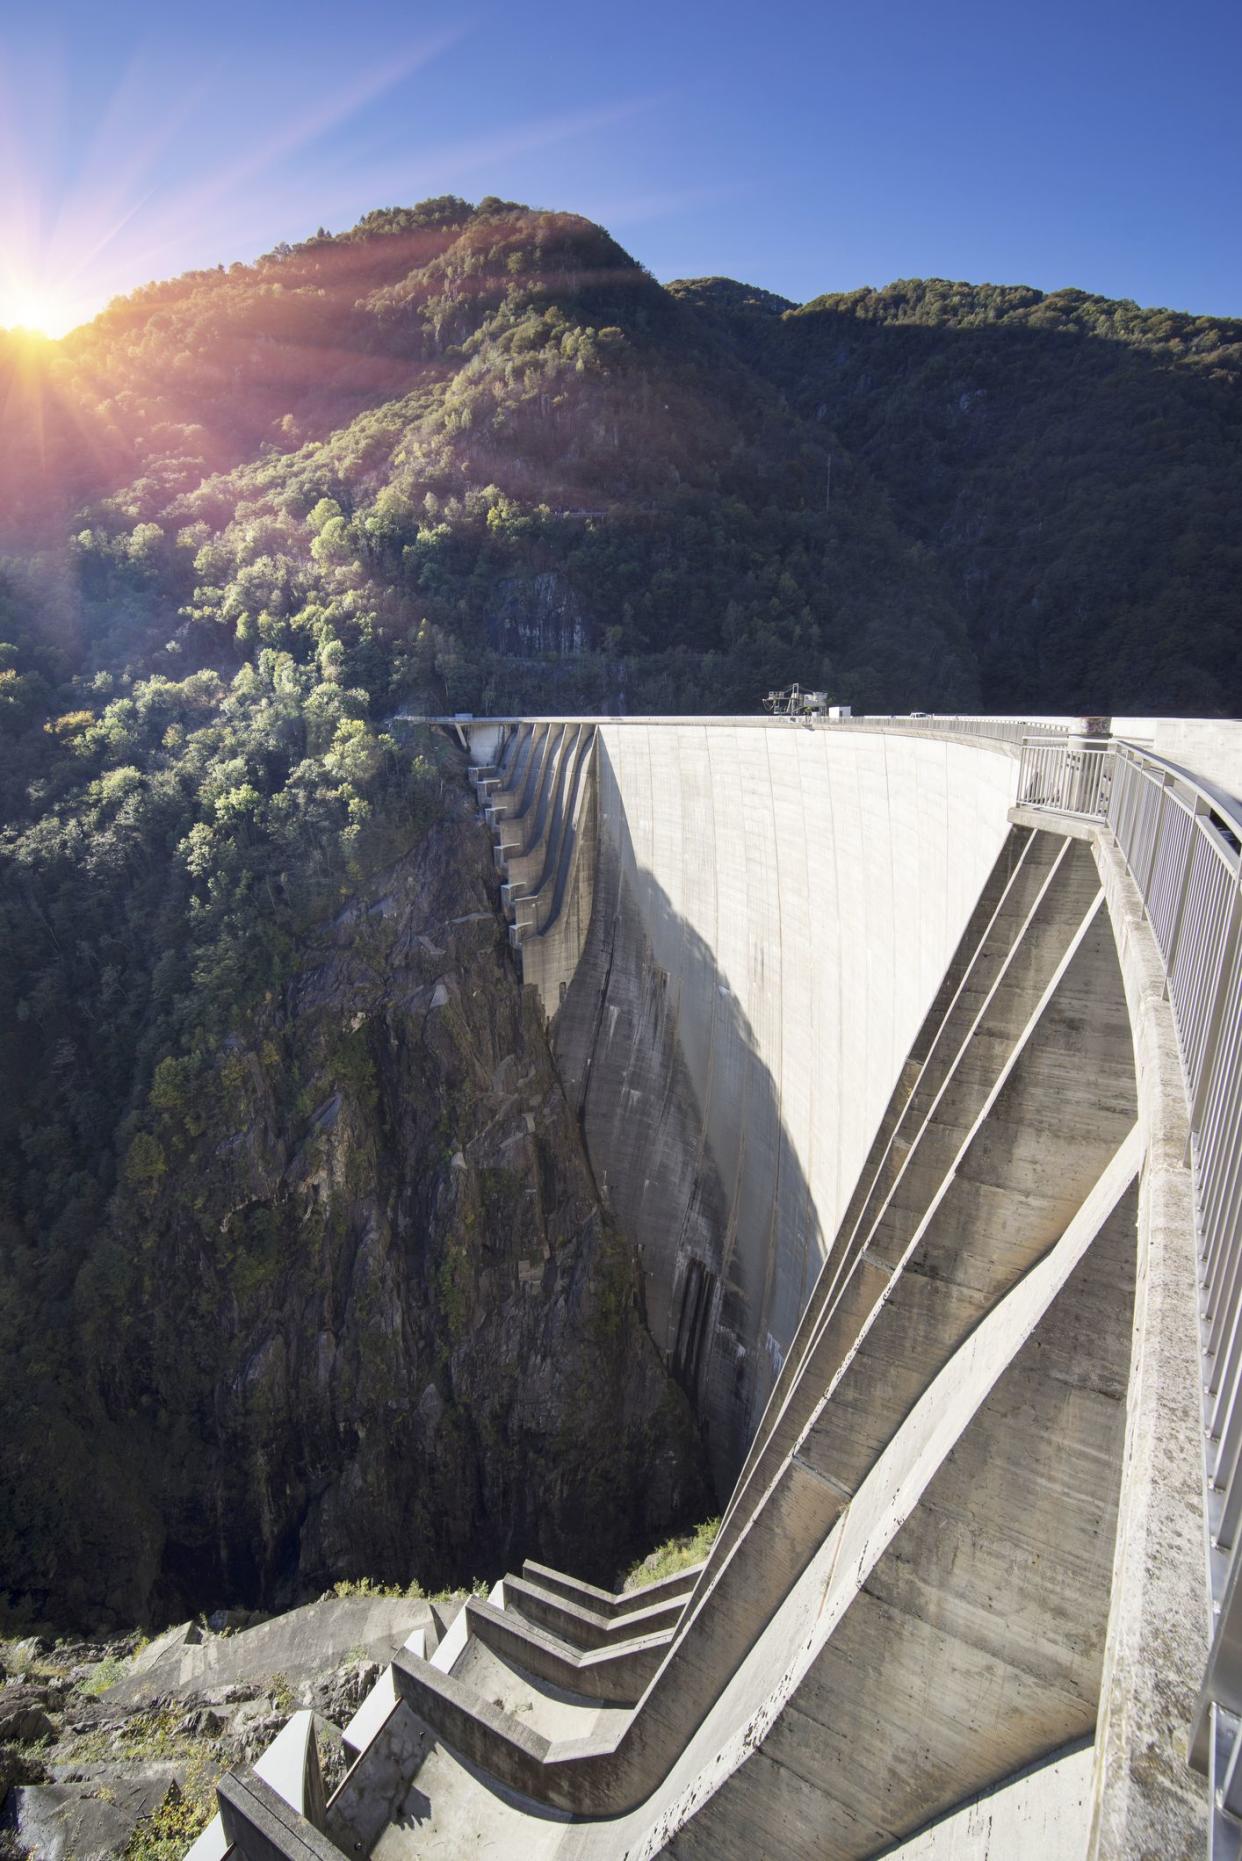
left=190, top=713, right=1242, bottom=1861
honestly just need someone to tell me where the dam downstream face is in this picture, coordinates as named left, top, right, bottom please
left=201, top=716, right=1213, bottom=1861
left=532, top=722, right=1020, bottom=1488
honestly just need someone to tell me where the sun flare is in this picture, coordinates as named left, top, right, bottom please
left=0, top=278, right=80, bottom=340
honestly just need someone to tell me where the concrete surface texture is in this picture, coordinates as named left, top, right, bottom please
left=880, top=1746, right=1096, bottom=1859
left=191, top=718, right=1222, bottom=1861
left=107, top=1597, right=436, bottom=1709
left=552, top=722, right=1021, bottom=1489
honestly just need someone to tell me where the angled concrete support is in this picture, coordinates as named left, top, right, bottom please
left=217, top=720, right=1226, bottom=1861
left=218, top=1770, right=346, bottom=1861
left=465, top=1597, right=672, bottom=1704
left=520, top=1559, right=701, bottom=1616
left=503, top=1575, right=685, bottom=1651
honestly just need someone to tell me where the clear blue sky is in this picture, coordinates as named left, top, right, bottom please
left=1, top=0, right=1239, bottom=333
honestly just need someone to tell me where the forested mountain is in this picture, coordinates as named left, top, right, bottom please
left=0, top=195, right=1239, bottom=1629
left=682, top=275, right=1242, bottom=713
left=4, top=194, right=1238, bottom=737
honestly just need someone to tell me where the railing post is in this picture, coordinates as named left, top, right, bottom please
left=1144, top=772, right=1172, bottom=896
left=1187, top=866, right=1242, bottom=1165
left=1118, top=751, right=1148, bottom=857
left=1163, top=796, right=1209, bottom=996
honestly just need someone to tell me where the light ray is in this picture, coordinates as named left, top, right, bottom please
left=123, top=27, right=469, bottom=260
left=391, top=95, right=658, bottom=200
left=0, top=23, right=467, bottom=334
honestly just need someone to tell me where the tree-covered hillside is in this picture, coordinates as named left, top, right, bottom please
left=4, top=195, right=1238, bottom=737
left=0, top=195, right=1239, bottom=1629
left=674, top=274, right=1242, bottom=712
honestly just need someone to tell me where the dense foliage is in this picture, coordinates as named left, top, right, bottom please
left=675, top=274, right=1242, bottom=712
left=0, top=195, right=1238, bottom=1627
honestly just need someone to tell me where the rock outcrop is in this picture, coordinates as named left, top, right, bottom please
left=489, top=570, right=590, bottom=657
left=4, top=767, right=708, bottom=1628
left=0, top=1601, right=436, bottom=1859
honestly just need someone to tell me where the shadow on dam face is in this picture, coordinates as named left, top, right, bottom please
left=554, top=846, right=815, bottom=1493
left=538, top=722, right=1025, bottom=1499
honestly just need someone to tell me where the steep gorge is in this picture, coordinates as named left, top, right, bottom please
left=0, top=759, right=708, bottom=1629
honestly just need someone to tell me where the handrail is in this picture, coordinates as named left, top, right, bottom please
left=819, top=713, right=1068, bottom=746
left=1017, top=732, right=1242, bottom=1852
left=1015, top=732, right=1114, bottom=815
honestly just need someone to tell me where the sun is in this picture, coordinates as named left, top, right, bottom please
left=0, top=278, right=82, bottom=340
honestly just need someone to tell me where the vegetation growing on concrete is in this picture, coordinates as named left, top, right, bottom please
left=326, top=1576, right=488, bottom=1604
left=124, top=1765, right=221, bottom=1861
left=621, top=1518, right=720, bottom=1591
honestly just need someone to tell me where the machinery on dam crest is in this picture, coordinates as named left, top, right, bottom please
left=189, top=711, right=1242, bottom=1861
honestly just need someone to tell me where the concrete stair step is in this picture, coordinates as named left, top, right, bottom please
left=501, top=1573, right=684, bottom=1650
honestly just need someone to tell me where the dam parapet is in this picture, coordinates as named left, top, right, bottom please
left=192, top=713, right=1242, bottom=1861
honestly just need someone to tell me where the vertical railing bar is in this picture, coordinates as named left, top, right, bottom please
left=1213, top=1385, right=1242, bottom=1530
left=1143, top=792, right=1161, bottom=866
left=1213, top=1416, right=1242, bottom=1553
left=1211, top=1343, right=1242, bottom=1493
left=1207, top=1136, right=1242, bottom=1344
left=1203, top=1014, right=1242, bottom=1254
left=1188, top=877, right=1242, bottom=1159
left=1208, top=1222, right=1242, bottom=1390
left=1207, top=1219, right=1242, bottom=1358
left=1186, top=861, right=1231, bottom=1086
left=1120, top=751, right=1144, bottom=853
left=1203, top=1001, right=1242, bottom=1261
left=1203, top=978, right=1242, bottom=1178
left=1153, top=805, right=1192, bottom=951
left=1205, top=1099, right=1242, bottom=1307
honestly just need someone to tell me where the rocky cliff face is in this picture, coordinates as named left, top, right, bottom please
left=6, top=771, right=708, bottom=1629
left=488, top=570, right=591, bottom=657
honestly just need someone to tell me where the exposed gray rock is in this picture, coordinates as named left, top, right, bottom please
left=310, top=1658, right=381, bottom=1726
left=8, top=1641, right=50, bottom=1667
left=200, top=1683, right=261, bottom=1706
left=0, top=748, right=708, bottom=1640
left=489, top=569, right=590, bottom=655
left=35, top=777, right=708, bottom=1626
left=0, top=1687, right=55, bottom=1744
left=2, top=1767, right=176, bottom=1861
left=0, top=1598, right=444, bottom=1860
left=175, top=1707, right=224, bottom=1737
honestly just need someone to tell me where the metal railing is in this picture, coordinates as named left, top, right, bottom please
left=824, top=713, right=1071, bottom=746
left=1018, top=732, right=1242, bottom=1851
left=1015, top=734, right=1115, bottom=814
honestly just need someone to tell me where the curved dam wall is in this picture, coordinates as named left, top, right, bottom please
left=201, top=719, right=1220, bottom=1861
left=544, top=722, right=1020, bottom=1484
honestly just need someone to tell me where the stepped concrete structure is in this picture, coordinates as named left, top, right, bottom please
left=189, top=713, right=1242, bottom=1861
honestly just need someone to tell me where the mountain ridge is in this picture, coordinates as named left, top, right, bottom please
left=4, top=194, right=1236, bottom=717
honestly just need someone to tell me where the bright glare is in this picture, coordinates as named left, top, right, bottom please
left=0, top=31, right=472, bottom=348
left=0, top=278, right=80, bottom=340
